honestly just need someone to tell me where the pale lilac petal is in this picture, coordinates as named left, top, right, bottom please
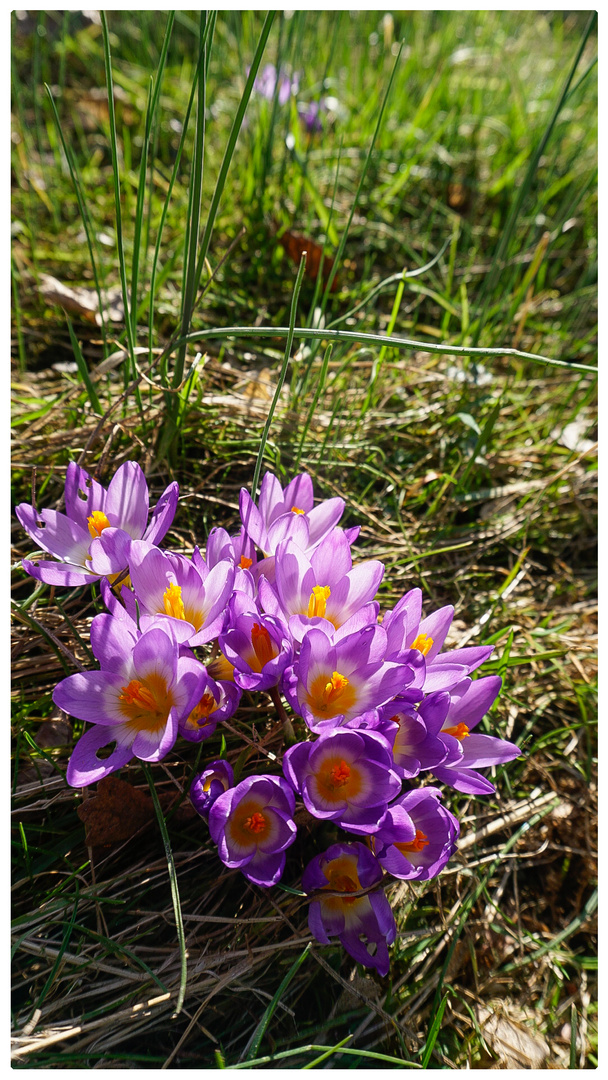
left=131, top=709, right=178, bottom=761
left=144, top=481, right=179, bottom=545
left=239, top=489, right=266, bottom=548
left=16, top=505, right=90, bottom=562
left=327, top=561, right=384, bottom=623
left=90, top=613, right=139, bottom=673
left=53, top=670, right=128, bottom=725
left=258, top=471, right=284, bottom=524
left=422, top=664, right=468, bottom=692
left=447, top=676, right=502, bottom=730
left=105, top=462, right=149, bottom=538
left=283, top=473, right=314, bottom=514
left=64, top=463, right=107, bottom=529
left=432, top=764, right=496, bottom=795
left=66, top=724, right=134, bottom=787
left=266, top=512, right=310, bottom=554
left=307, top=499, right=345, bottom=547
left=128, top=541, right=173, bottom=613
left=88, top=528, right=132, bottom=576
left=310, top=528, right=352, bottom=581
left=275, top=541, right=315, bottom=615
left=132, top=628, right=177, bottom=686
left=414, top=606, right=454, bottom=660
left=22, top=558, right=97, bottom=586
left=206, top=527, right=233, bottom=567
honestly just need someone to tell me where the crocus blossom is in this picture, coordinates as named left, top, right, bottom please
left=373, top=788, right=459, bottom=881
left=218, top=592, right=293, bottom=691
left=209, top=775, right=297, bottom=886
left=283, top=728, right=401, bottom=831
left=53, top=618, right=205, bottom=786
left=191, top=760, right=234, bottom=820
left=17, top=461, right=178, bottom=586
left=431, top=676, right=521, bottom=794
left=302, top=842, right=396, bottom=976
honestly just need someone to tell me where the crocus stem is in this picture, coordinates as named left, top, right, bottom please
left=270, top=686, right=296, bottom=746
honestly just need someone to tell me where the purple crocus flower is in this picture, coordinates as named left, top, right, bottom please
left=179, top=667, right=241, bottom=742
left=191, top=760, right=234, bottom=820
left=377, top=691, right=451, bottom=778
left=282, top=624, right=413, bottom=733
left=431, top=676, right=521, bottom=794
left=16, top=461, right=178, bottom=587
left=283, top=727, right=401, bottom=832
left=218, top=592, right=293, bottom=692
left=298, top=99, right=324, bottom=133
left=373, top=788, right=459, bottom=881
left=126, top=541, right=235, bottom=647
left=302, top=841, right=396, bottom=976
left=209, top=774, right=297, bottom=886
left=259, top=530, right=383, bottom=642
left=383, top=588, right=494, bottom=693
left=53, top=615, right=205, bottom=787
left=253, top=63, right=300, bottom=105
left=239, top=470, right=349, bottom=563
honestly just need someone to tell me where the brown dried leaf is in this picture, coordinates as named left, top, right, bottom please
left=39, top=274, right=124, bottom=325
left=77, top=775, right=154, bottom=848
left=277, top=229, right=341, bottom=292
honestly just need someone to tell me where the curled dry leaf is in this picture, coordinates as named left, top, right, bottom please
left=39, top=274, right=124, bottom=325
left=77, top=775, right=154, bottom=848
left=476, top=1000, right=550, bottom=1069
left=277, top=229, right=341, bottom=292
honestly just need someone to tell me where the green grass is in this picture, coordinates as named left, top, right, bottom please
left=11, top=9, right=596, bottom=1070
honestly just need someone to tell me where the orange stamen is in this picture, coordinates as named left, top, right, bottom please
left=87, top=510, right=111, bottom=539
left=251, top=623, right=276, bottom=668
left=443, top=722, right=470, bottom=741
left=291, top=506, right=305, bottom=514
left=239, top=555, right=253, bottom=570
left=188, top=692, right=217, bottom=727
left=411, top=632, right=434, bottom=657
left=243, top=811, right=266, bottom=834
left=307, top=584, right=331, bottom=619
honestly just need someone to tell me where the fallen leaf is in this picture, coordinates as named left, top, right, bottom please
left=277, top=229, right=340, bottom=291
left=476, top=1001, right=550, bottom=1069
left=39, top=274, right=124, bottom=325
left=77, top=775, right=154, bottom=847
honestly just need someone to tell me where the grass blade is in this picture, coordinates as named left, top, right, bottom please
left=251, top=252, right=308, bottom=498
left=244, top=942, right=312, bottom=1062
left=65, top=316, right=102, bottom=416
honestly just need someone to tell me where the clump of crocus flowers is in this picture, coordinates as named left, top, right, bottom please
left=16, top=462, right=521, bottom=978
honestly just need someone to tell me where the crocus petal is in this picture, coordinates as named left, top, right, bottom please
left=90, top=613, right=139, bottom=673
left=431, top=765, right=496, bottom=795
left=16, top=505, right=90, bottom=563
left=22, top=558, right=98, bottom=586
left=63, top=462, right=107, bottom=529
left=307, top=499, right=345, bottom=547
left=413, top=606, right=454, bottom=660
left=53, top=670, right=131, bottom=725
left=446, top=676, right=502, bottom=730
left=66, top=724, right=134, bottom=787
left=456, top=733, right=521, bottom=768
left=144, top=481, right=179, bottom=545
left=105, top=461, right=149, bottom=538
left=88, top=528, right=132, bottom=576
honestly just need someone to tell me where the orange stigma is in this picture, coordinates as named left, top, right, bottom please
left=251, top=623, right=276, bottom=668
left=307, top=584, right=331, bottom=619
left=329, top=760, right=351, bottom=788
left=243, top=811, right=266, bottom=834
left=188, top=692, right=217, bottom=727
left=239, top=554, right=253, bottom=570
left=411, top=632, right=434, bottom=657
left=87, top=510, right=111, bottom=539
left=119, top=680, right=157, bottom=711
left=397, top=829, right=429, bottom=853
left=291, top=506, right=305, bottom=514
left=443, top=722, right=470, bottom=741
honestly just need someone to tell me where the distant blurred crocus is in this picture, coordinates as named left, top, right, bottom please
left=298, top=99, right=324, bottom=133
left=253, top=63, right=300, bottom=104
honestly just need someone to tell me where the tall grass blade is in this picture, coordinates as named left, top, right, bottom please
left=244, top=942, right=311, bottom=1061
left=251, top=253, right=308, bottom=497
left=65, top=316, right=102, bottom=416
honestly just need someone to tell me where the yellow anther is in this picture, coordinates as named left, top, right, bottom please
left=87, top=510, right=111, bottom=539
left=307, top=584, right=331, bottom=619
left=323, top=671, right=349, bottom=705
left=163, top=582, right=186, bottom=620
left=411, top=632, right=434, bottom=657
left=291, top=505, right=305, bottom=514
